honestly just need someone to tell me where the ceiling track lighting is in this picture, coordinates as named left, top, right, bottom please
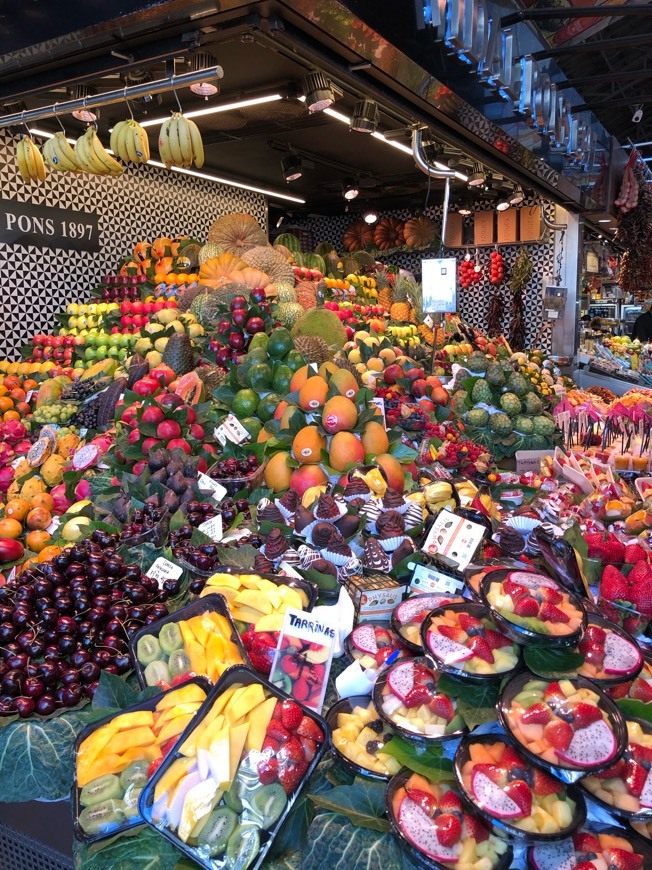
left=458, top=200, right=473, bottom=216
left=303, top=71, right=336, bottom=113
left=509, top=185, right=525, bottom=206
left=350, top=99, right=379, bottom=133
left=496, top=197, right=511, bottom=212
left=281, top=153, right=303, bottom=183
left=343, top=178, right=359, bottom=200
left=71, top=85, right=97, bottom=123
left=189, top=52, right=220, bottom=98
left=363, top=209, right=378, bottom=223
left=468, top=162, right=486, bottom=187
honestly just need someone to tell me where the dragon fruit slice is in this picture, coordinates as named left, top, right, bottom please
left=471, top=770, right=522, bottom=819
left=530, top=839, right=576, bottom=870
left=396, top=596, right=444, bottom=623
left=640, top=769, right=652, bottom=809
left=556, top=718, right=617, bottom=768
left=426, top=630, right=473, bottom=665
left=398, top=796, right=461, bottom=863
left=603, top=631, right=643, bottom=676
left=387, top=662, right=414, bottom=701
left=350, top=624, right=378, bottom=655
left=507, top=571, right=559, bottom=590
left=71, top=443, right=100, bottom=471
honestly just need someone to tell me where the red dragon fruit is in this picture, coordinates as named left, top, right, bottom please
left=50, top=484, right=73, bottom=515
left=13, top=440, right=31, bottom=456
left=0, top=420, right=27, bottom=445
left=387, top=661, right=415, bottom=701
left=0, top=466, right=15, bottom=494
left=74, top=479, right=91, bottom=501
left=0, top=442, right=15, bottom=467
left=471, top=770, right=522, bottom=819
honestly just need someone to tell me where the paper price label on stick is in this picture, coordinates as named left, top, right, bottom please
left=420, top=508, right=486, bottom=570
left=370, top=397, right=387, bottom=428
left=197, top=473, right=228, bottom=503
left=198, top=514, right=223, bottom=543
left=214, top=414, right=249, bottom=446
left=146, top=558, right=183, bottom=588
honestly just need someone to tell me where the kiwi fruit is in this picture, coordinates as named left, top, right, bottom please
left=136, top=634, right=161, bottom=665
left=78, top=798, right=126, bottom=836
left=119, top=760, right=149, bottom=792
left=224, top=774, right=253, bottom=814
left=79, top=773, right=123, bottom=808
left=144, top=659, right=171, bottom=687
left=123, top=788, right=142, bottom=819
left=159, top=622, right=184, bottom=654
left=251, top=782, right=287, bottom=829
left=196, top=806, right=238, bottom=856
left=168, top=649, right=192, bottom=677
left=225, top=823, right=260, bottom=870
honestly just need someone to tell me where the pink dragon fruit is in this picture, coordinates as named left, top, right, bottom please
left=507, top=571, right=559, bottom=591
left=396, top=595, right=447, bottom=624
left=0, top=466, right=14, bottom=494
left=13, top=440, right=31, bottom=456
left=0, top=442, right=15, bottom=467
left=0, top=420, right=27, bottom=445
left=427, top=631, right=473, bottom=665
left=387, top=661, right=414, bottom=701
left=74, top=479, right=91, bottom=501
left=603, top=631, right=643, bottom=676
left=50, top=484, right=72, bottom=515
left=556, top=719, right=618, bottom=768
left=471, top=770, right=522, bottom=819
left=350, top=624, right=378, bottom=655
left=530, top=840, right=576, bottom=870
left=398, top=797, right=461, bottom=862
left=640, top=769, right=652, bottom=808
left=71, top=444, right=100, bottom=471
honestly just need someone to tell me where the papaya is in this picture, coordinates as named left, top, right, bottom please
left=35, top=376, right=69, bottom=408
left=173, top=371, right=203, bottom=405
left=81, top=359, right=119, bottom=381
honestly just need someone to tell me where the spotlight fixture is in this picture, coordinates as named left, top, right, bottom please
left=467, top=162, right=486, bottom=187
left=350, top=99, right=379, bottom=133
left=303, top=71, right=336, bottom=113
left=509, top=185, right=525, bottom=206
left=71, top=85, right=97, bottom=123
left=343, top=178, right=359, bottom=200
left=496, top=196, right=511, bottom=212
left=633, top=106, right=644, bottom=124
left=458, top=201, right=473, bottom=216
left=189, top=52, right=220, bottom=98
left=276, top=215, right=285, bottom=228
left=364, top=209, right=378, bottom=223
left=281, top=153, right=303, bottom=182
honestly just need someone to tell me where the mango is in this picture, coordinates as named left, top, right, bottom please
left=231, top=606, right=268, bottom=624
left=235, top=590, right=272, bottom=614
left=154, top=755, right=196, bottom=805
left=207, top=729, right=231, bottom=788
left=225, top=684, right=265, bottom=724
left=105, top=726, right=156, bottom=756
left=245, top=697, right=277, bottom=753
left=155, top=684, right=206, bottom=711
left=254, top=613, right=285, bottom=633
left=77, top=753, right=127, bottom=788
left=154, top=702, right=203, bottom=729
left=206, top=573, right=241, bottom=589
left=78, top=724, right=118, bottom=775
left=157, top=713, right=195, bottom=744
left=229, top=724, right=250, bottom=781
left=203, top=585, right=239, bottom=602
left=111, top=710, right=155, bottom=730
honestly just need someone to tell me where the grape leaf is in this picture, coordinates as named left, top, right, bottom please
left=308, top=779, right=390, bottom=832
left=92, top=670, right=138, bottom=711
left=523, top=647, right=584, bottom=680
left=301, top=812, right=402, bottom=870
left=456, top=698, right=498, bottom=730
left=379, top=736, right=454, bottom=780
left=73, top=826, right=185, bottom=869
left=616, top=698, right=652, bottom=721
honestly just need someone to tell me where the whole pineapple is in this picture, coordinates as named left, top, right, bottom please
left=389, top=276, right=412, bottom=321
left=375, top=269, right=393, bottom=310
left=410, top=280, right=434, bottom=346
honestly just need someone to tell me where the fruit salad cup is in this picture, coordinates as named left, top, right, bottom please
left=327, top=696, right=401, bottom=780
left=464, top=559, right=536, bottom=603
left=421, top=602, right=521, bottom=683
left=581, top=717, right=652, bottom=822
left=139, top=667, right=327, bottom=870
left=130, top=595, right=250, bottom=689
left=74, top=678, right=209, bottom=842
left=499, top=673, right=627, bottom=781
left=528, top=826, right=650, bottom=870
left=609, top=653, right=652, bottom=704
left=386, top=769, right=512, bottom=870
left=343, top=622, right=406, bottom=672
left=373, top=657, right=467, bottom=742
left=454, top=733, right=586, bottom=841
left=576, top=614, right=643, bottom=686
left=391, top=593, right=463, bottom=653
left=480, top=570, right=586, bottom=649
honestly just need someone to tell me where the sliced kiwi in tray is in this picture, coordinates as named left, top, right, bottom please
left=196, top=806, right=238, bottom=857
left=78, top=798, right=126, bottom=836
left=79, top=773, right=123, bottom=808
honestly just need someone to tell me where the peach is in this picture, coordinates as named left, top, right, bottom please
left=361, top=420, right=389, bottom=457
left=329, top=432, right=364, bottom=472
left=375, top=453, right=405, bottom=492
left=263, top=451, right=293, bottom=492
left=290, top=464, right=328, bottom=499
left=291, top=426, right=326, bottom=464
left=298, top=376, right=328, bottom=411
left=322, top=396, right=358, bottom=434
left=289, top=365, right=311, bottom=392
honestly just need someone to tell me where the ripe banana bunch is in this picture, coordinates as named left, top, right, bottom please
left=74, top=127, right=124, bottom=176
left=423, top=481, right=456, bottom=516
left=109, top=119, right=150, bottom=164
left=15, top=136, right=46, bottom=183
left=43, top=132, right=82, bottom=173
left=158, top=112, right=204, bottom=169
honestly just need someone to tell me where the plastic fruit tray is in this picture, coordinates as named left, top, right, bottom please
left=326, top=695, right=400, bottom=781
left=390, top=593, right=463, bottom=654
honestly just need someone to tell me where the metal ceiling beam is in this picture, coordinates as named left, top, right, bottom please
left=572, top=94, right=652, bottom=113
left=503, top=4, right=652, bottom=26
left=558, top=69, right=652, bottom=90
left=527, top=33, right=652, bottom=61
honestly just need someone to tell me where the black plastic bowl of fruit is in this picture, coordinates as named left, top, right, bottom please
left=326, top=695, right=401, bottom=780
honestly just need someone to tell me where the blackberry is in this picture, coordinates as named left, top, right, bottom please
left=368, top=719, right=384, bottom=734
left=366, top=740, right=384, bottom=754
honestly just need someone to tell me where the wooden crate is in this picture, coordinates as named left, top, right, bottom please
left=474, top=211, right=495, bottom=245
left=497, top=208, right=518, bottom=243
left=444, top=212, right=463, bottom=248
left=519, top=206, right=543, bottom=241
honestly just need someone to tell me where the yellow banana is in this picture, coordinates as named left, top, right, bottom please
left=76, top=132, right=102, bottom=174
left=82, top=131, right=107, bottom=174
left=176, top=115, right=193, bottom=166
left=131, top=120, right=150, bottom=163
left=166, top=114, right=183, bottom=166
left=15, top=139, right=31, bottom=182
left=185, top=117, right=204, bottom=168
left=51, top=132, right=80, bottom=172
left=22, top=137, right=38, bottom=181
left=123, top=121, right=139, bottom=163
left=86, top=128, right=123, bottom=175
left=31, top=140, right=46, bottom=181
left=110, top=121, right=128, bottom=158
left=157, top=118, right=174, bottom=168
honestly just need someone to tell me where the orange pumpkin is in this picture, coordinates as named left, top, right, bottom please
left=170, top=236, right=190, bottom=257
left=133, top=241, right=151, bottom=262
left=199, top=253, right=248, bottom=283
left=374, top=217, right=405, bottom=250
left=151, top=237, right=173, bottom=260
left=343, top=220, right=374, bottom=252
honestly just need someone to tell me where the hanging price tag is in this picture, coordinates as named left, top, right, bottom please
left=197, top=472, right=228, bottom=503
left=146, top=558, right=183, bottom=588
left=370, top=397, right=387, bottom=428
left=214, top=414, right=250, bottom=445
left=424, top=315, right=434, bottom=329
left=198, top=514, right=223, bottom=542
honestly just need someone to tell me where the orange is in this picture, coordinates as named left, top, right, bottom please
left=26, top=530, right=52, bottom=553
left=31, top=492, right=54, bottom=511
left=0, top=518, right=23, bottom=539
left=17, top=557, right=37, bottom=575
left=5, top=498, right=31, bottom=522
left=26, top=507, right=52, bottom=530
left=22, top=379, right=37, bottom=392
left=15, top=403, right=30, bottom=416
left=3, top=410, right=20, bottom=421
left=0, top=386, right=7, bottom=397
left=3, top=376, right=19, bottom=390
left=37, top=544, right=63, bottom=563
left=0, top=397, right=13, bottom=412
left=9, top=388, right=25, bottom=403
left=165, top=273, right=178, bottom=285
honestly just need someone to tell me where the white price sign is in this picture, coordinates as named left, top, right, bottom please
left=422, top=258, right=457, bottom=313
left=198, top=514, right=223, bottom=542
left=146, top=557, right=183, bottom=588
left=370, top=397, right=387, bottom=428
left=198, top=472, right=228, bottom=503
left=214, top=414, right=249, bottom=446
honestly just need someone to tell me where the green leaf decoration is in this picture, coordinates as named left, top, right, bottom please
left=437, top=674, right=500, bottom=708
left=298, top=567, right=340, bottom=593
left=92, top=671, right=138, bottom=711
left=308, top=778, right=390, bottom=832
left=388, top=441, right=417, bottom=462
left=267, top=793, right=314, bottom=859
left=216, top=544, right=258, bottom=570
left=562, top=521, right=588, bottom=559
left=456, top=698, right=498, bottom=730
left=301, top=813, right=403, bottom=870
left=524, top=647, right=584, bottom=680
left=380, top=736, right=454, bottom=780
left=73, top=825, right=185, bottom=869
left=616, top=698, right=652, bottom=721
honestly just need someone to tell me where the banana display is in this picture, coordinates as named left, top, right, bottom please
left=109, top=119, right=150, bottom=165
left=43, top=132, right=82, bottom=173
left=15, top=136, right=47, bottom=184
left=74, top=127, right=124, bottom=176
left=157, top=112, right=204, bottom=169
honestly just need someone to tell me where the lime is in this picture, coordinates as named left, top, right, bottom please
left=232, top=388, right=259, bottom=418
left=248, top=332, right=269, bottom=352
left=272, top=364, right=293, bottom=394
left=283, top=349, right=305, bottom=372
left=257, top=392, right=281, bottom=423
left=240, top=417, right=262, bottom=442
left=267, top=327, right=294, bottom=359
left=247, top=363, right=273, bottom=391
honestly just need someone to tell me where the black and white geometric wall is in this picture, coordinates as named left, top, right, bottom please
left=0, top=129, right=266, bottom=359
left=282, top=199, right=556, bottom=353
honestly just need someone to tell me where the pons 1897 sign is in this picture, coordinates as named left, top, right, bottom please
left=0, top=199, right=100, bottom=253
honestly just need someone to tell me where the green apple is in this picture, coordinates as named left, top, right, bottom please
left=118, top=334, right=130, bottom=348
left=84, top=347, right=97, bottom=361
left=95, top=346, right=107, bottom=360
left=107, top=346, right=120, bottom=359
left=118, top=348, right=128, bottom=361
left=108, top=334, right=122, bottom=348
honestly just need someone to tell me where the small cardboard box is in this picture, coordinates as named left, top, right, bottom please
left=515, top=449, right=554, bottom=473
left=444, top=211, right=463, bottom=248
left=343, top=573, right=405, bottom=622
left=519, top=206, right=543, bottom=241
left=497, top=208, right=518, bottom=243
left=474, top=211, right=495, bottom=245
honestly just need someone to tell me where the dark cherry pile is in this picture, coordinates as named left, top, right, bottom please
left=209, top=455, right=260, bottom=480
left=184, top=498, right=251, bottom=528
left=0, top=530, right=169, bottom=718
left=119, top=504, right=167, bottom=544
left=170, top=540, right=222, bottom=575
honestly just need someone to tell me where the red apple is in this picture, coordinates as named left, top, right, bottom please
left=411, top=379, right=429, bottom=398
left=230, top=296, right=247, bottom=311
left=245, top=316, right=264, bottom=334
left=232, top=308, right=248, bottom=327
left=133, top=377, right=159, bottom=397
left=142, top=406, right=164, bottom=424
left=150, top=364, right=176, bottom=386
left=157, top=419, right=182, bottom=441
left=228, top=331, right=245, bottom=350
left=141, top=437, right=161, bottom=455
left=167, top=438, right=192, bottom=455
left=119, top=301, right=131, bottom=315
left=383, top=364, right=404, bottom=385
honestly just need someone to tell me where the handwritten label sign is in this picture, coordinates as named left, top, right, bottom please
left=146, top=558, right=183, bottom=588
left=214, top=414, right=249, bottom=446
left=198, top=514, right=223, bottom=542
left=197, top=472, right=227, bottom=503
left=0, top=199, right=100, bottom=253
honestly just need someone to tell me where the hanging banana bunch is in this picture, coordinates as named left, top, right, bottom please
left=158, top=112, right=204, bottom=170
left=15, top=135, right=47, bottom=183
left=43, top=131, right=82, bottom=173
left=74, top=127, right=124, bottom=176
left=109, top=119, right=150, bottom=164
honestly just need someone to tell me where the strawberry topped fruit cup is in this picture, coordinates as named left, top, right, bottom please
left=529, top=827, right=648, bottom=870
left=499, top=674, right=626, bottom=779
left=609, top=653, right=652, bottom=704
left=344, top=622, right=406, bottom=672
left=464, top=560, right=535, bottom=603
left=374, top=657, right=466, bottom=741
left=387, top=770, right=512, bottom=870
left=421, top=602, right=521, bottom=682
left=480, top=570, right=586, bottom=648
left=391, top=593, right=463, bottom=653
left=582, top=718, right=652, bottom=821
left=454, top=734, right=585, bottom=841
left=576, top=614, right=643, bottom=686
